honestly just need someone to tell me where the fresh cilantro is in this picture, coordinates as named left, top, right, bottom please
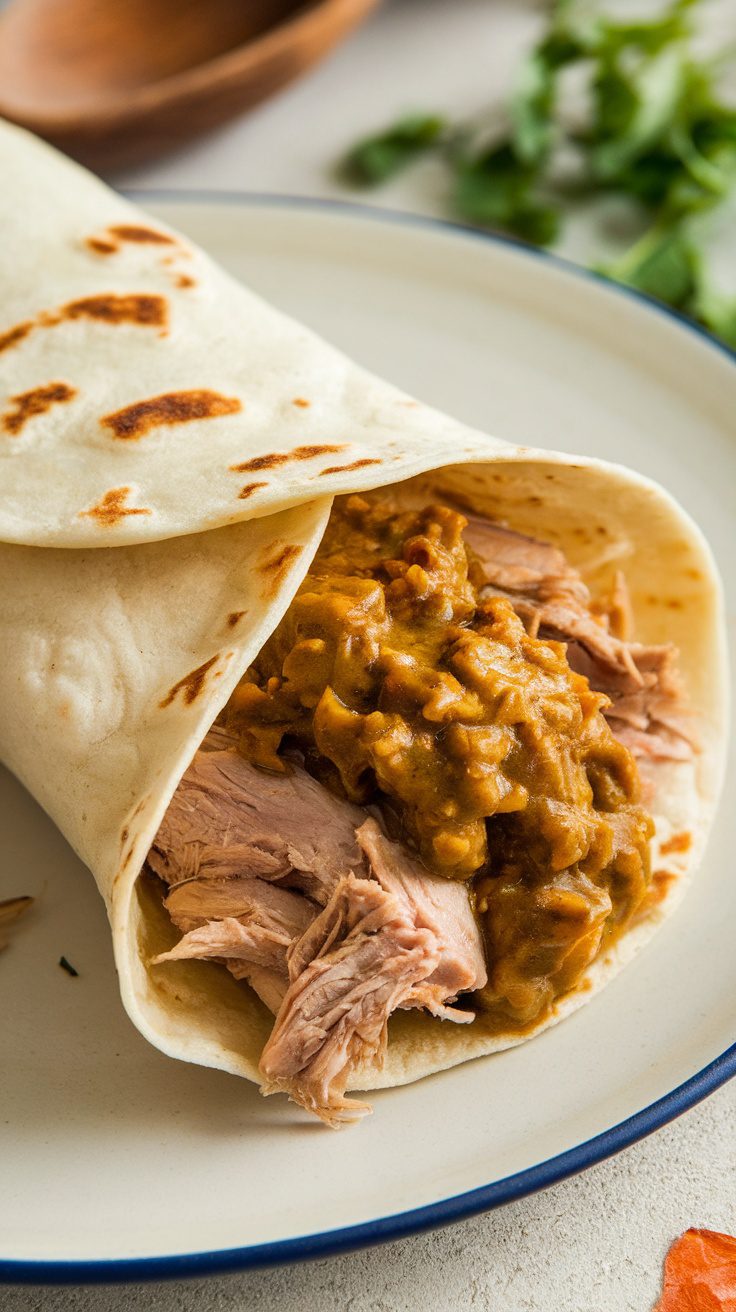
left=336, top=0, right=736, bottom=347
left=510, top=50, right=560, bottom=167
left=589, top=47, right=687, bottom=180
left=453, top=146, right=560, bottom=244
left=338, top=114, right=446, bottom=186
left=604, top=223, right=697, bottom=306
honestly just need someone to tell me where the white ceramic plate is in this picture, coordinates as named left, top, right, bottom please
left=2, top=197, right=734, bottom=1283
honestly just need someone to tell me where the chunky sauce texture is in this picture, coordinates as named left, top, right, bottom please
left=227, top=495, right=653, bottom=1025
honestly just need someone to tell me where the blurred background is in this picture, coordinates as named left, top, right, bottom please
left=0, top=0, right=733, bottom=338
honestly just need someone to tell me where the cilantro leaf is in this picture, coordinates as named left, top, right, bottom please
left=511, top=50, right=558, bottom=167
left=597, top=2, right=695, bottom=57
left=590, top=47, right=687, bottom=181
left=335, top=0, right=736, bottom=346
left=602, top=223, right=697, bottom=305
left=453, top=145, right=560, bottom=244
left=510, top=20, right=589, bottom=166
left=338, top=114, right=446, bottom=186
left=609, top=151, right=683, bottom=206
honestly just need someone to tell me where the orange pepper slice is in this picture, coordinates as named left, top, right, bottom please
left=655, top=1229, right=736, bottom=1311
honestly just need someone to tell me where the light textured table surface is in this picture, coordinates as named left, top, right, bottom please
left=5, top=3, right=735, bottom=1310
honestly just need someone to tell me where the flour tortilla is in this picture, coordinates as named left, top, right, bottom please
left=0, top=122, right=727, bottom=1098
left=0, top=118, right=504, bottom=549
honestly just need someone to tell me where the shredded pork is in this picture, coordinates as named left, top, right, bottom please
left=148, top=513, right=695, bottom=1125
left=259, top=819, right=486, bottom=1124
left=464, top=517, right=696, bottom=762
left=149, top=734, right=486, bottom=1123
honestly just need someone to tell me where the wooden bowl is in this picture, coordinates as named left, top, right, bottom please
left=0, top=0, right=382, bottom=169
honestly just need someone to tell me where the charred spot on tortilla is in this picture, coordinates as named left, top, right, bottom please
left=160, top=655, right=220, bottom=709
left=108, top=224, right=176, bottom=246
left=292, top=444, right=346, bottom=459
left=660, top=831, right=691, bottom=855
left=101, top=390, right=242, bottom=440
left=232, top=453, right=289, bottom=472
left=2, top=382, right=77, bottom=436
left=78, top=487, right=152, bottom=526
left=226, top=611, right=247, bottom=628
left=259, top=543, right=303, bottom=572
left=318, top=457, right=383, bottom=475
left=85, top=236, right=117, bottom=255
left=293, top=397, right=311, bottom=408
left=60, top=294, right=168, bottom=331
left=0, top=321, right=33, bottom=354
left=175, top=274, right=196, bottom=289
left=230, top=444, right=346, bottom=474
left=258, top=543, right=303, bottom=598
left=0, top=296, right=168, bottom=356
left=238, top=481, right=268, bottom=499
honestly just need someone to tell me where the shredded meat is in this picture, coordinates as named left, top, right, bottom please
left=152, top=877, right=315, bottom=1012
left=148, top=508, right=694, bottom=1126
left=148, top=733, right=486, bottom=1122
left=568, top=641, right=696, bottom=762
left=148, top=737, right=364, bottom=903
left=260, top=873, right=440, bottom=1125
left=260, top=819, right=487, bottom=1126
left=465, top=517, right=696, bottom=762
left=356, top=820, right=486, bottom=1015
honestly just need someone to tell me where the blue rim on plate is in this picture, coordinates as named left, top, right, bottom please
left=3, top=194, right=734, bottom=1286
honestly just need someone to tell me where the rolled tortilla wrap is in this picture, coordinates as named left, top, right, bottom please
left=0, top=121, right=727, bottom=1106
